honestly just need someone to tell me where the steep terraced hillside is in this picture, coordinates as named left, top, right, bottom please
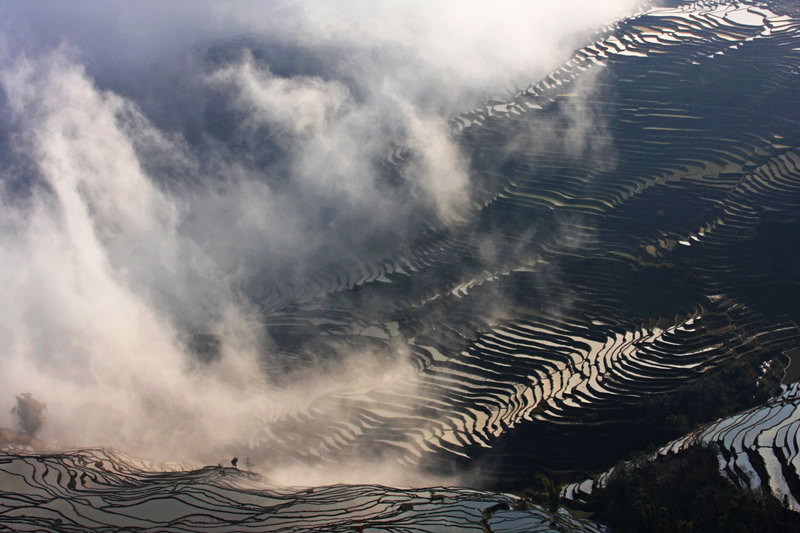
left=565, top=382, right=800, bottom=511
left=238, top=0, right=800, bottom=484
left=2, top=0, right=800, bottom=529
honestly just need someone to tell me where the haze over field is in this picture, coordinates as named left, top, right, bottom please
left=3, top=1, right=800, bottom=530
left=0, top=0, right=639, bottom=484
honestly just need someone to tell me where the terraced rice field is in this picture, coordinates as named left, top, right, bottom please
left=0, top=448, right=602, bottom=532
left=239, top=0, right=800, bottom=484
left=564, top=382, right=800, bottom=511
left=2, top=0, right=800, bottom=529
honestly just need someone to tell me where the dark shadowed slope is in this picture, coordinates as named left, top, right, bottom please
left=565, top=382, right=800, bottom=512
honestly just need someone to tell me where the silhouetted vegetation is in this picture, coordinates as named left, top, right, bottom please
left=629, top=359, right=782, bottom=450
left=587, top=447, right=800, bottom=532
left=518, top=475, right=562, bottom=513
left=11, top=393, right=47, bottom=437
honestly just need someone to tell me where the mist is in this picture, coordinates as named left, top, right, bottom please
left=0, top=0, right=639, bottom=486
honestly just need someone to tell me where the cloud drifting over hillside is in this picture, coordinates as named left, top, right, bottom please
left=0, top=0, right=639, bottom=483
